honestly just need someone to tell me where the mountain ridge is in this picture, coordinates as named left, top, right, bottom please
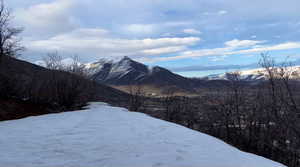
left=87, top=57, right=265, bottom=95
left=88, top=57, right=196, bottom=92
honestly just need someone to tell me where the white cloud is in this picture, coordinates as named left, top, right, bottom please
left=144, top=41, right=300, bottom=62
left=183, top=29, right=202, bottom=35
left=52, top=28, right=109, bottom=40
left=164, top=21, right=193, bottom=27
left=209, top=55, right=228, bottom=62
left=15, top=0, right=78, bottom=35
left=148, top=47, right=232, bottom=62
left=225, top=39, right=266, bottom=48
left=122, top=22, right=194, bottom=36
left=25, top=28, right=201, bottom=60
left=218, top=10, right=228, bottom=15
left=142, top=46, right=187, bottom=55
left=204, top=10, right=228, bottom=16
left=230, top=42, right=300, bottom=55
left=123, top=24, right=157, bottom=35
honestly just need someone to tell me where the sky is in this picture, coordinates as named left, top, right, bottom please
left=7, top=0, right=300, bottom=77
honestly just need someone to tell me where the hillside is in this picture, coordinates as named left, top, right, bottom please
left=0, top=56, right=129, bottom=120
left=0, top=102, right=285, bottom=167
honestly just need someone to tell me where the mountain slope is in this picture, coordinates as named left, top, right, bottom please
left=90, top=57, right=149, bottom=85
left=88, top=57, right=197, bottom=93
left=0, top=102, right=285, bottom=167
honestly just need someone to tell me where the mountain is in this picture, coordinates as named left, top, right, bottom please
left=204, top=66, right=300, bottom=81
left=88, top=57, right=195, bottom=94
left=87, top=57, right=246, bottom=95
left=0, top=102, right=286, bottom=167
left=89, top=56, right=149, bottom=85
left=204, top=69, right=265, bottom=81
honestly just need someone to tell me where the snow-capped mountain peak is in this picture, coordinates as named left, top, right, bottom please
left=88, top=56, right=150, bottom=84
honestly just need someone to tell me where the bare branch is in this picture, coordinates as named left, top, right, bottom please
left=0, top=0, right=24, bottom=60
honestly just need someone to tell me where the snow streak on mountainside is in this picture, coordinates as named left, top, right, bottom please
left=0, top=102, right=285, bottom=167
left=204, top=66, right=300, bottom=81
left=88, top=56, right=192, bottom=87
left=90, top=56, right=149, bottom=84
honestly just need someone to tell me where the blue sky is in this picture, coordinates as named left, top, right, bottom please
left=7, top=0, right=300, bottom=76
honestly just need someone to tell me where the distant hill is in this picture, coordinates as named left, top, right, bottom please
left=203, top=66, right=300, bottom=81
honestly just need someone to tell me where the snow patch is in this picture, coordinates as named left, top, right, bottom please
left=0, top=102, right=285, bottom=167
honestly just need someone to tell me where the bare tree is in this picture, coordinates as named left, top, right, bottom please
left=43, top=52, right=89, bottom=77
left=162, top=89, right=176, bottom=121
left=65, top=55, right=88, bottom=77
left=43, top=52, right=64, bottom=70
left=258, top=54, right=300, bottom=166
left=0, top=0, right=24, bottom=60
left=128, top=84, right=145, bottom=111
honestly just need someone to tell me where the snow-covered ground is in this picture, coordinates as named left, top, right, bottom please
left=0, top=102, right=285, bottom=167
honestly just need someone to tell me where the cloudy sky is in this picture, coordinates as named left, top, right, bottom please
left=7, top=0, right=300, bottom=76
